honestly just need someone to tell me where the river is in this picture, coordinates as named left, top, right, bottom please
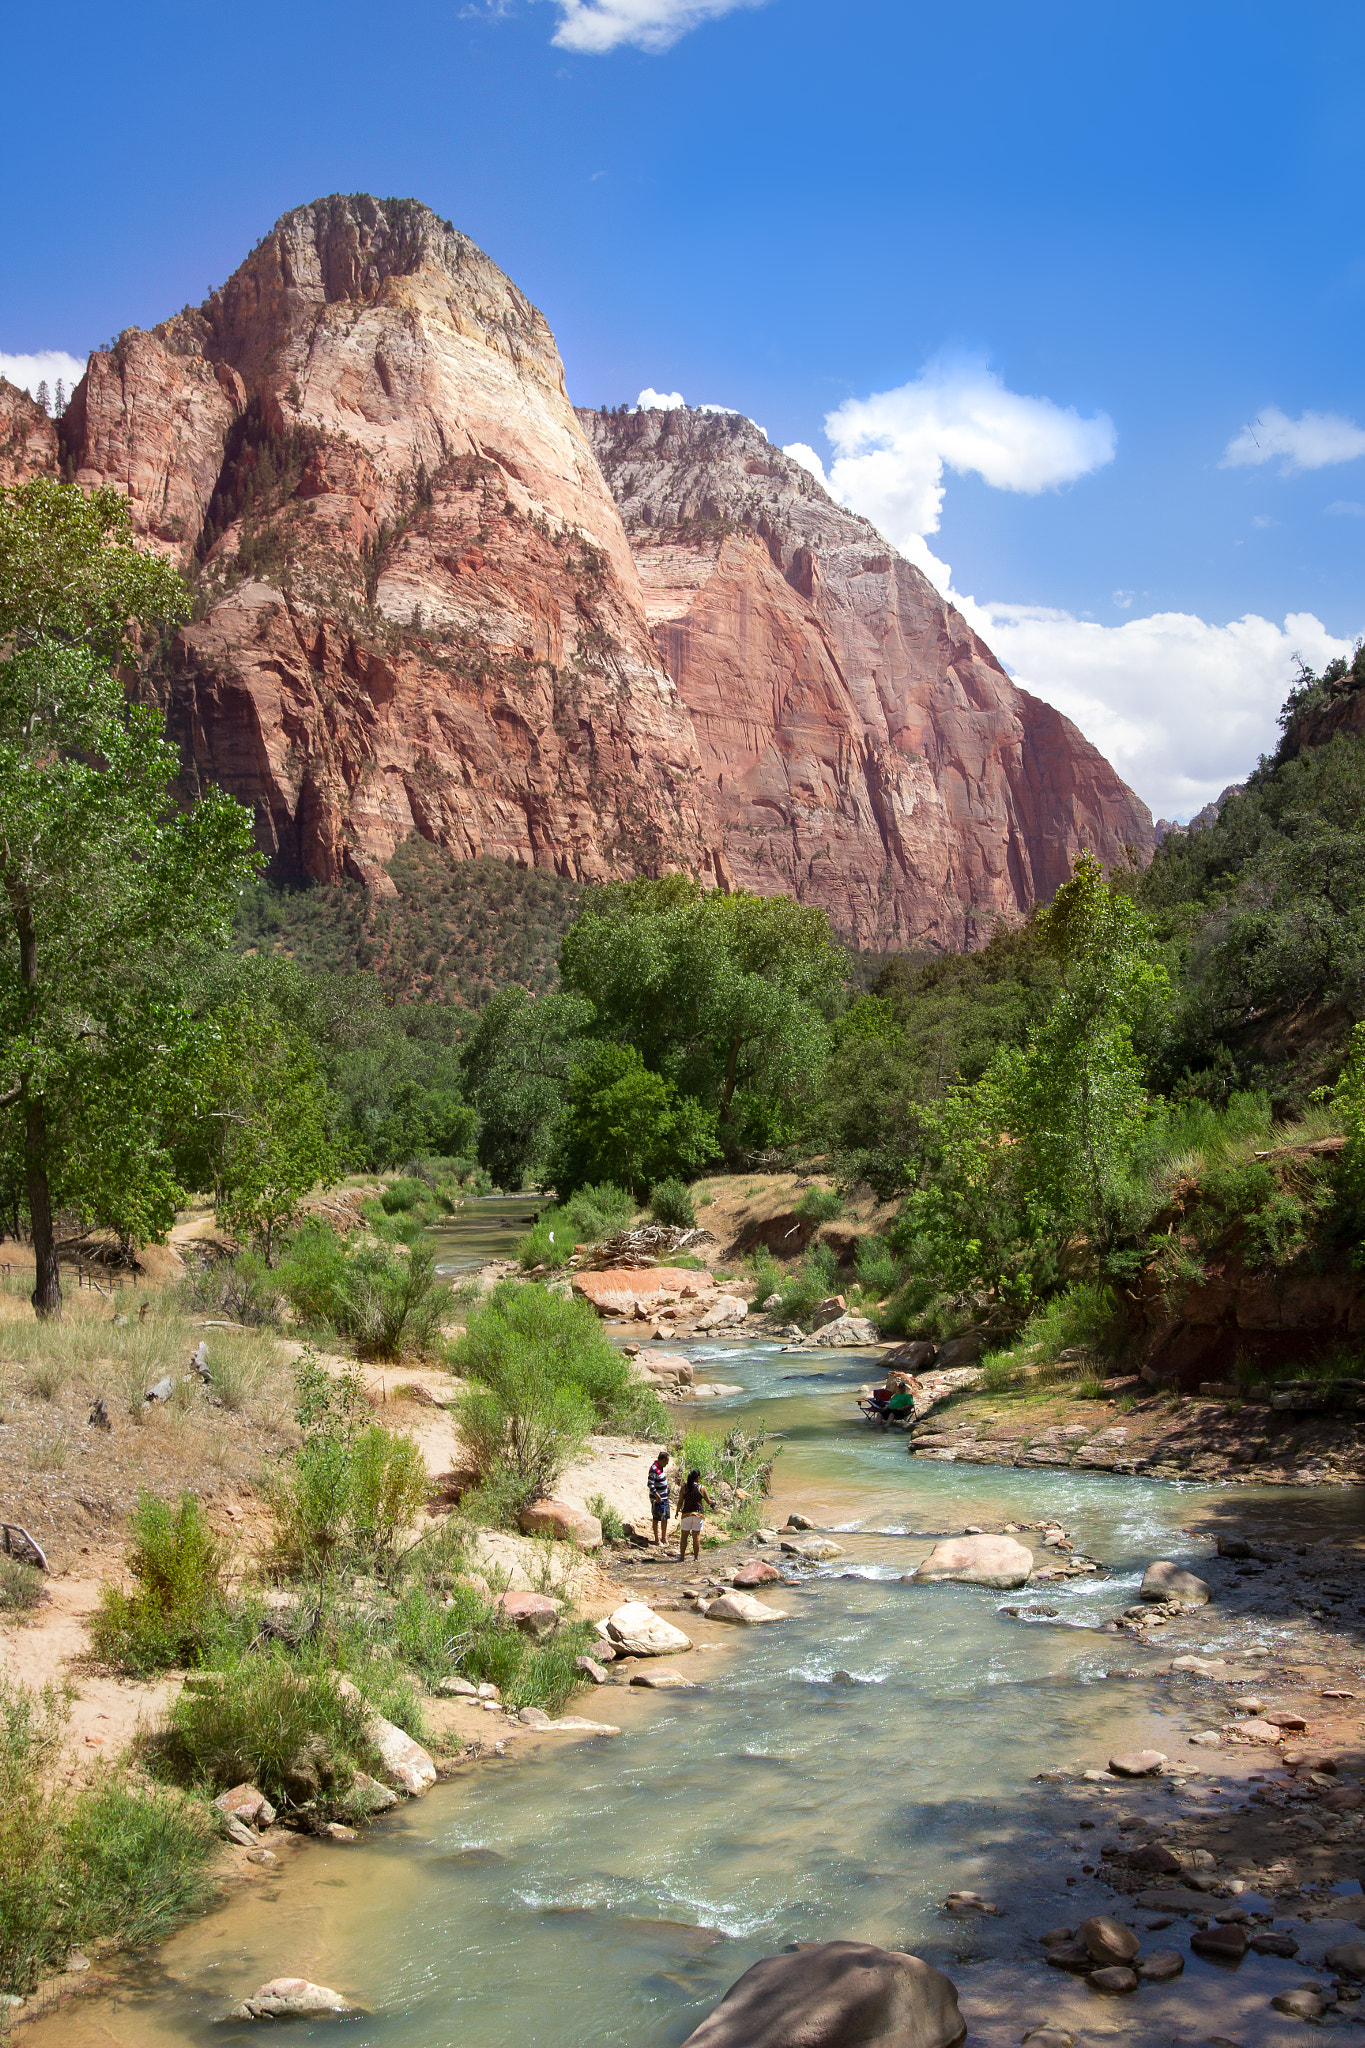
left=37, top=1203, right=1360, bottom=2046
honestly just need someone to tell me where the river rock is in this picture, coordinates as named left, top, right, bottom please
left=517, top=1500, right=602, bottom=1549
left=605, top=1601, right=692, bottom=1656
left=575, top=1655, right=608, bottom=1684
left=341, top=1771, right=398, bottom=1816
left=1108, top=1748, right=1167, bottom=1776
left=497, top=1590, right=562, bottom=1638
left=910, top=1535, right=1034, bottom=1589
left=1140, top=1561, right=1211, bottom=1605
left=677, top=1939, right=966, bottom=2048
left=573, top=1268, right=712, bottom=1315
left=1250, top=1931, right=1300, bottom=1957
left=542, top=1716, right=621, bottom=1734
left=1191, top=1925, right=1248, bottom=1961
left=806, top=1314, right=879, bottom=1347
left=518, top=1706, right=552, bottom=1727
left=1322, top=1785, right=1362, bottom=1810
left=1044, top=1942, right=1096, bottom=1974
left=1088, top=1967, right=1138, bottom=1994
left=697, top=1295, right=748, bottom=1331
left=1227, top=1718, right=1284, bottom=1744
left=1325, top=1942, right=1365, bottom=1977
left=1136, top=1951, right=1184, bottom=1981
left=1273, top=1988, right=1330, bottom=2019
left=785, top=1514, right=817, bottom=1529
left=1170, top=1654, right=1233, bottom=1679
left=780, top=1537, right=844, bottom=1562
left=1126, top=1843, right=1181, bottom=1873
left=1080, top=1916, right=1140, bottom=1966
left=1021, top=2031, right=1075, bottom=2048
left=227, top=1978, right=361, bottom=2021
left=438, top=1675, right=480, bottom=1697
left=733, top=1560, right=781, bottom=1587
left=1264, top=1709, right=1308, bottom=1731
left=944, top=1891, right=997, bottom=1915
left=884, top=1340, right=937, bottom=1373
left=214, top=1783, right=276, bottom=1829
left=335, top=1678, right=436, bottom=1796
left=630, top=1668, right=697, bottom=1688
left=706, top=1591, right=788, bottom=1624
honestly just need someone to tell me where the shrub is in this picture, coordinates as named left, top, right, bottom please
left=334, top=1241, right=449, bottom=1360
left=0, top=1678, right=218, bottom=1996
left=380, top=1177, right=427, bottom=1214
left=91, top=1491, right=231, bottom=1676
left=586, top=1491, right=626, bottom=1541
left=649, top=1177, right=696, bottom=1228
left=157, top=1654, right=376, bottom=1807
left=0, top=1557, right=43, bottom=1612
left=977, top=1282, right=1122, bottom=1390
left=347, top=1424, right=431, bottom=1556
left=855, top=1235, right=902, bottom=1298
left=671, top=1420, right=777, bottom=1534
left=266, top=1357, right=428, bottom=1578
left=564, top=1181, right=633, bottom=1239
left=276, top=1220, right=350, bottom=1327
left=795, top=1186, right=843, bottom=1223
left=452, top=1280, right=660, bottom=1431
left=178, top=1246, right=285, bottom=1327
left=456, top=1375, right=594, bottom=1523
left=767, top=1242, right=840, bottom=1327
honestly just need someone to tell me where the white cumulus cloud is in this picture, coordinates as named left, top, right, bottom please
left=1221, top=405, right=1365, bottom=474
left=817, top=357, right=1116, bottom=559
left=1326, top=498, right=1365, bottom=517
left=0, top=349, right=86, bottom=406
left=545, top=0, right=766, bottom=53
left=636, top=388, right=687, bottom=410
left=951, top=594, right=1355, bottom=819
left=782, top=440, right=830, bottom=488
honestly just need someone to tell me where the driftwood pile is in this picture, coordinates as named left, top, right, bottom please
left=577, top=1225, right=711, bottom=1271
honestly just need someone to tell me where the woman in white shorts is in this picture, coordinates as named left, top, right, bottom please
left=676, top=1468, right=714, bottom=1561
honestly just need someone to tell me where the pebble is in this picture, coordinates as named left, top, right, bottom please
left=1088, top=1966, right=1138, bottom=1994
left=321, top=1823, right=357, bottom=1841
left=1021, top=2031, right=1075, bottom=2048
left=1273, top=1987, right=1330, bottom=2019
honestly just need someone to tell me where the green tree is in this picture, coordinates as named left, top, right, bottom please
left=186, top=1002, right=338, bottom=1262
left=0, top=482, right=257, bottom=1313
left=558, top=879, right=845, bottom=1151
left=547, top=1043, right=717, bottom=1199
left=460, top=987, right=595, bottom=1189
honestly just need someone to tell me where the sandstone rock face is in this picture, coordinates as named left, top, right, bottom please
left=910, top=1534, right=1033, bottom=1588
left=0, top=380, right=59, bottom=485
left=678, top=1940, right=966, bottom=2048
left=583, top=406, right=1154, bottom=948
left=32, top=193, right=1149, bottom=942
left=57, top=196, right=723, bottom=895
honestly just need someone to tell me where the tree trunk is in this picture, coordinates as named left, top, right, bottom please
left=26, top=1097, right=61, bottom=1318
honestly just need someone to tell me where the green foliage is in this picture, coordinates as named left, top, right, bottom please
left=0, top=481, right=259, bottom=1307
left=0, top=1675, right=219, bottom=1995
left=516, top=1181, right=634, bottom=1269
left=586, top=1491, right=626, bottom=1541
left=381, top=1176, right=426, bottom=1212
left=0, top=1556, right=43, bottom=1611
left=159, top=1654, right=377, bottom=1807
left=979, top=1282, right=1123, bottom=1387
left=764, top=1242, right=840, bottom=1328
left=91, top=1490, right=231, bottom=1676
left=649, top=1176, right=697, bottom=1228
left=671, top=1420, right=777, bottom=1534
left=547, top=1042, right=718, bottom=1199
left=267, top=1353, right=428, bottom=1580
left=334, top=1240, right=449, bottom=1360
left=462, top=987, right=596, bottom=1189
left=854, top=1234, right=902, bottom=1297
left=558, top=878, right=846, bottom=1157
left=452, top=1283, right=660, bottom=1522
left=189, top=1000, right=337, bottom=1259
left=794, top=1185, right=843, bottom=1222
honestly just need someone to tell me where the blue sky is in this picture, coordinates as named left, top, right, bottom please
left=3, top=0, right=1363, bottom=817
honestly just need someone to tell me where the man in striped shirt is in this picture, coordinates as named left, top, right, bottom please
left=648, top=1450, right=671, bottom=1544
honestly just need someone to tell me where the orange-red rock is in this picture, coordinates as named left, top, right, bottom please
left=30, top=193, right=1152, bottom=942
left=583, top=405, right=1155, bottom=949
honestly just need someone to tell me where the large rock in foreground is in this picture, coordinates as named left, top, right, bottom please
left=1141, top=1561, right=1211, bottom=1605
left=604, top=1601, right=692, bottom=1656
left=336, top=1677, right=436, bottom=1796
left=227, top=1978, right=360, bottom=2021
left=909, top=1535, right=1033, bottom=1590
left=678, top=1940, right=965, bottom=2048
left=517, top=1500, right=602, bottom=1549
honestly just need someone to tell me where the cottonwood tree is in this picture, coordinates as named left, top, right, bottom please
left=0, top=480, right=257, bottom=1314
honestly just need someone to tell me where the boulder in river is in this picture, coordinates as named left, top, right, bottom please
left=706, top=1591, right=788, bottom=1624
left=780, top=1537, right=844, bottom=1562
left=1140, top=1561, right=1211, bottom=1605
left=732, top=1560, right=781, bottom=1587
left=226, top=1978, right=361, bottom=2021
left=1325, top=1941, right=1365, bottom=1978
left=605, top=1601, right=692, bottom=1656
left=1079, top=1916, right=1139, bottom=1966
left=335, top=1678, right=436, bottom=1796
left=1136, top=1951, right=1184, bottom=1982
left=1108, top=1748, right=1167, bottom=1776
left=909, top=1535, right=1033, bottom=1589
left=1190, top=1924, right=1248, bottom=1961
left=1088, top=1966, right=1137, bottom=1995
left=677, top=1939, right=966, bottom=2048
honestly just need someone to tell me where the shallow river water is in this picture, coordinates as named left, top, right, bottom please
left=39, top=1207, right=1364, bottom=2047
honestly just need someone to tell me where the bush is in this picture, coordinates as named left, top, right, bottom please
left=978, top=1282, right=1123, bottom=1390
left=671, top=1420, right=777, bottom=1535
left=346, top=1425, right=431, bottom=1555
left=516, top=1182, right=634, bottom=1270
left=178, top=1245, right=287, bottom=1327
left=794, top=1186, right=843, bottom=1223
left=0, top=1678, right=218, bottom=1996
left=91, top=1491, right=231, bottom=1676
left=456, top=1376, right=594, bottom=1524
left=267, top=1358, right=428, bottom=1579
left=586, top=1491, right=626, bottom=1541
left=767, top=1242, right=840, bottom=1327
left=649, top=1177, right=696, bottom=1228
left=855, top=1235, right=902, bottom=1298
left=0, top=1556, right=43, bottom=1612
left=334, top=1241, right=449, bottom=1360
left=452, top=1281, right=660, bottom=1432
left=276, top=1220, right=350, bottom=1327
left=380, top=1177, right=427, bottom=1213
left=157, top=1654, right=376, bottom=1807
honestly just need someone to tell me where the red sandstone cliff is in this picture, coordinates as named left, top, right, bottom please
left=582, top=406, right=1154, bottom=948
left=28, top=194, right=1150, bottom=942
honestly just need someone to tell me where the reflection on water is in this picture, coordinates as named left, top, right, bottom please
left=39, top=1210, right=1362, bottom=2047
left=430, top=1192, right=542, bottom=1275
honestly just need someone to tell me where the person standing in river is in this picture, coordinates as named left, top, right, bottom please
left=677, top=1469, right=714, bottom=1562
left=647, top=1449, right=671, bottom=1544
